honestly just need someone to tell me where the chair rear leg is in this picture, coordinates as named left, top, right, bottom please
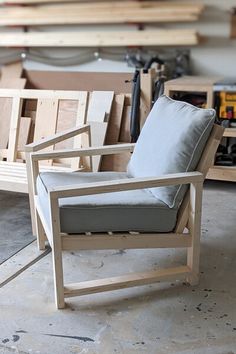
left=187, top=181, right=203, bottom=286
left=49, top=197, right=65, bottom=309
left=51, top=240, right=65, bottom=309
left=35, top=209, right=47, bottom=250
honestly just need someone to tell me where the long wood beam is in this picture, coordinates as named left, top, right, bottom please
left=0, top=30, right=199, bottom=47
left=0, top=2, right=204, bottom=25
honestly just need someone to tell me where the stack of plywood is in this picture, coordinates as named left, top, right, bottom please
left=0, top=1, right=204, bottom=48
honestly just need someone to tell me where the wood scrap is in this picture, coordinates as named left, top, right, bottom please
left=86, top=91, right=114, bottom=172
left=101, top=94, right=125, bottom=171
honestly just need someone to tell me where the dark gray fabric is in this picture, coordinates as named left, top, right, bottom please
left=37, top=171, right=178, bottom=233
left=127, top=95, right=216, bottom=208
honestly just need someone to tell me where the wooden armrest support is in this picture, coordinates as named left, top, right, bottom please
left=49, top=171, right=203, bottom=199
left=25, top=124, right=90, bottom=153
left=31, top=143, right=135, bottom=161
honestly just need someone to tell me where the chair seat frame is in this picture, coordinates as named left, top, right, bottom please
left=27, top=124, right=224, bottom=309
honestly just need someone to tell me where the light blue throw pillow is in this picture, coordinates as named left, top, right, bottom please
left=127, top=95, right=215, bottom=208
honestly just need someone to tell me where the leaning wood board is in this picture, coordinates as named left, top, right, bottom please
left=0, top=78, right=26, bottom=154
left=0, top=30, right=199, bottom=47
left=86, top=91, right=114, bottom=172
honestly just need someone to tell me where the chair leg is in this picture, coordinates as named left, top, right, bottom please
left=35, top=209, right=46, bottom=250
left=51, top=241, right=65, bottom=309
left=49, top=197, right=65, bottom=309
left=187, top=181, right=203, bottom=286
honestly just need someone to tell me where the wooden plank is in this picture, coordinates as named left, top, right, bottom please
left=34, top=98, right=59, bottom=165
left=0, top=78, right=26, bottom=153
left=0, top=30, right=199, bottom=47
left=18, top=117, right=32, bottom=152
left=87, top=91, right=114, bottom=122
left=89, top=121, right=108, bottom=172
left=61, top=233, right=192, bottom=251
left=1, top=61, right=23, bottom=80
left=105, top=94, right=125, bottom=145
left=101, top=94, right=125, bottom=171
left=0, top=2, right=204, bottom=26
left=49, top=171, right=203, bottom=199
left=207, top=165, right=236, bottom=182
left=64, top=265, right=191, bottom=297
left=119, top=104, right=131, bottom=143
left=7, top=97, right=23, bottom=162
left=2, top=1, right=204, bottom=14
left=87, top=91, right=114, bottom=171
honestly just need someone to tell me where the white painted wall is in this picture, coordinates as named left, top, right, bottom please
left=1, top=0, right=236, bottom=77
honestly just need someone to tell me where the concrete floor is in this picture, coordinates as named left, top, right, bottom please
left=0, top=191, right=35, bottom=264
left=0, top=181, right=236, bottom=354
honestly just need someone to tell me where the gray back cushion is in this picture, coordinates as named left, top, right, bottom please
left=127, top=95, right=215, bottom=208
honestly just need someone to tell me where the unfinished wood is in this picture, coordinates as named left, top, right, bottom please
left=223, top=128, right=236, bottom=138
left=105, top=94, right=125, bottom=145
left=1, top=61, right=23, bottom=80
left=26, top=124, right=91, bottom=153
left=101, top=94, right=125, bottom=171
left=87, top=91, right=114, bottom=122
left=64, top=266, right=191, bottom=298
left=119, top=104, right=131, bottom=143
left=87, top=91, right=114, bottom=171
left=140, top=70, right=153, bottom=128
left=18, top=117, right=32, bottom=152
left=30, top=122, right=221, bottom=307
left=2, top=1, right=204, bottom=14
left=175, top=124, right=224, bottom=233
left=61, top=233, right=192, bottom=251
left=49, top=197, right=65, bottom=309
left=49, top=172, right=203, bottom=199
left=187, top=182, right=202, bottom=285
left=0, top=78, right=26, bottom=152
left=0, top=1, right=204, bottom=26
left=207, top=165, right=236, bottom=182
left=89, top=121, right=108, bottom=172
left=0, top=30, right=200, bottom=47
left=7, top=97, right=23, bottom=162
left=30, top=142, right=135, bottom=160
left=34, top=98, right=59, bottom=165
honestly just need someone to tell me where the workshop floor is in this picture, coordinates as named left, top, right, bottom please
left=0, top=181, right=235, bottom=354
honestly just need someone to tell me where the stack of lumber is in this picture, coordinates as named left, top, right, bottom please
left=0, top=1, right=204, bottom=48
left=0, top=2, right=204, bottom=25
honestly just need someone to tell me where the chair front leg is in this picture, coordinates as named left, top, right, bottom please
left=49, top=196, right=65, bottom=309
left=187, top=181, right=203, bottom=285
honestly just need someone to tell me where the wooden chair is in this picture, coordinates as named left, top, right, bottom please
left=27, top=96, right=224, bottom=309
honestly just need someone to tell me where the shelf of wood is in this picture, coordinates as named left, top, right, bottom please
left=0, top=1, right=204, bottom=26
left=0, top=29, right=199, bottom=48
left=164, top=76, right=236, bottom=182
left=223, top=128, right=236, bottom=137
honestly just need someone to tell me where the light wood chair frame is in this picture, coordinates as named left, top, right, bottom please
left=27, top=124, right=224, bottom=309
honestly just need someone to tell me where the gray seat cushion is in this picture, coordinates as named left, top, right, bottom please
left=127, top=95, right=216, bottom=208
left=37, top=171, right=178, bottom=234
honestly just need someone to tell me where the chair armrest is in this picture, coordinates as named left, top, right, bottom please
left=30, top=143, right=135, bottom=161
left=25, top=124, right=90, bottom=153
left=49, top=171, right=203, bottom=199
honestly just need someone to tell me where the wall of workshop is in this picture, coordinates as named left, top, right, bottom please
left=0, top=0, right=235, bottom=78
